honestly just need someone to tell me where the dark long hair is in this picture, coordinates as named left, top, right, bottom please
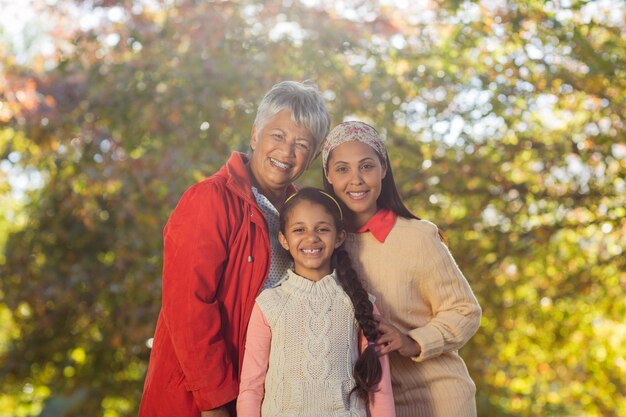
left=323, top=147, right=446, bottom=242
left=322, top=151, right=420, bottom=222
left=280, top=187, right=382, bottom=401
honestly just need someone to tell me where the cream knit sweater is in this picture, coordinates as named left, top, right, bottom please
left=345, top=217, right=482, bottom=417
left=253, top=270, right=367, bottom=417
left=237, top=270, right=396, bottom=417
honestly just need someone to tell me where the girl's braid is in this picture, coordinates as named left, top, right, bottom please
left=334, top=248, right=382, bottom=401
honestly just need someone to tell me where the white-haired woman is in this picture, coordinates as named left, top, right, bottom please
left=139, top=81, right=330, bottom=417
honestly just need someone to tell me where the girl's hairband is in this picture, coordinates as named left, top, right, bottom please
left=285, top=189, right=344, bottom=221
left=318, top=190, right=343, bottom=221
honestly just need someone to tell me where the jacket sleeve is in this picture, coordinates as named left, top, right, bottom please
left=407, top=221, right=482, bottom=363
left=236, top=303, right=271, bottom=417
left=161, top=182, right=238, bottom=410
left=364, top=304, right=396, bottom=417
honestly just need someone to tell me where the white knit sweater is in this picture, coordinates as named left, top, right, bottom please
left=255, top=269, right=366, bottom=417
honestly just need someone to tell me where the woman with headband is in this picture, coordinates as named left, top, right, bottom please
left=322, top=121, right=482, bottom=417
left=237, top=187, right=395, bottom=417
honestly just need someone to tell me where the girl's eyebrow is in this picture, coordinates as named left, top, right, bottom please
left=315, top=221, right=334, bottom=227
left=289, top=220, right=333, bottom=226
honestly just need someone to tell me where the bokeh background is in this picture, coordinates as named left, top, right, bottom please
left=1, top=0, right=624, bottom=416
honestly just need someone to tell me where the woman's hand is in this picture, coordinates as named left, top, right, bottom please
left=201, top=406, right=230, bottom=417
left=376, top=316, right=422, bottom=357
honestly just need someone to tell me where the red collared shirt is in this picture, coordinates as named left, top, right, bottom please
left=356, top=208, right=397, bottom=243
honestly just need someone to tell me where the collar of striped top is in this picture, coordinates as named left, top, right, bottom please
left=356, top=208, right=397, bottom=243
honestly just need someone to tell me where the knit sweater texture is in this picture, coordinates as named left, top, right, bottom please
left=345, top=217, right=482, bottom=417
left=262, top=270, right=365, bottom=417
left=238, top=269, right=393, bottom=417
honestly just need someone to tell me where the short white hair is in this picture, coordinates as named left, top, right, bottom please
left=254, top=80, right=330, bottom=159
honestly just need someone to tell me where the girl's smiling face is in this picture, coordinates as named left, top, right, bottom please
left=278, top=200, right=345, bottom=281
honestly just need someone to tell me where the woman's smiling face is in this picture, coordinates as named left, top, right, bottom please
left=249, top=109, right=314, bottom=202
left=325, top=141, right=387, bottom=228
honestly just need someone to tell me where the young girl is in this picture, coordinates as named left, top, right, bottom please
left=236, top=187, right=396, bottom=417
left=322, top=121, right=482, bottom=417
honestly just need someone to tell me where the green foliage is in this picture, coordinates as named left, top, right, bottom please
left=1, top=0, right=624, bottom=416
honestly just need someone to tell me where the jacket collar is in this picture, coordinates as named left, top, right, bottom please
left=221, top=151, right=255, bottom=204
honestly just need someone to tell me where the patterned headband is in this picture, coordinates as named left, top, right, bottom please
left=322, top=121, right=387, bottom=172
left=285, top=189, right=344, bottom=221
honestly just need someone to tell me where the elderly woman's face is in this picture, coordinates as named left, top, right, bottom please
left=249, top=109, right=314, bottom=195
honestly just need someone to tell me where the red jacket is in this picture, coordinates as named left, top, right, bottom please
left=139, top=152, right=294, bottom=416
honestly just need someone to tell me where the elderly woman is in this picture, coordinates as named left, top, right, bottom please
left=139, top=81, right=330, bottom=417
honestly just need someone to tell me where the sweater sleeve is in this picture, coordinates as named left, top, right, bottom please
left=363, top=305, right=396, bottom=417
left=407, top=221, right=482, bottom=363
left=237, top=303, right=271, bottom=417
left=161, top=182, right=238, bottom=410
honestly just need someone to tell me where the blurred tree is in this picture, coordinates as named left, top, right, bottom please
left=0, top=0, right=624, bottom=416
